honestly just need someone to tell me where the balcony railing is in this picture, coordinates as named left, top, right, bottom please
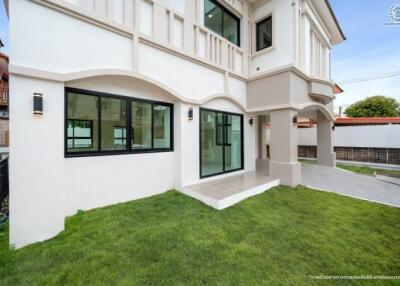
left=0, top=88, right=8, bottom=106
left=194, top=24, right=245, bottom=74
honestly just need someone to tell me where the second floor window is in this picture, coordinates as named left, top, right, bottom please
left=256, top=16, right=272, bottom=52
left=204, top=0, right=240, bottom=47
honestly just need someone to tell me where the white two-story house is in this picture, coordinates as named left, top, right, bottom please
left=5, top=0, right=345, bottom=248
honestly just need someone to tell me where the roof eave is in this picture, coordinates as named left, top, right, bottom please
left=324, top=0, right=346, bottom=42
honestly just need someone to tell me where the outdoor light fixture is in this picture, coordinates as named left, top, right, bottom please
left=33, top=93, right=43, bottom=115
left=292, top=116, right=298, bottom=124
left=188, top=107, right=193, bottom=120
left=332, top=125, right=335, bottom=131
left=249, top=118, right=254, bottom=125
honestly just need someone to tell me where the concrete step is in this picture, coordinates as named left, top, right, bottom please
left=181, top=171, right=279, bottom=210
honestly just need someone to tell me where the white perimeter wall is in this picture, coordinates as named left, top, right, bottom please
left=298, top=125, right=400, bottom=148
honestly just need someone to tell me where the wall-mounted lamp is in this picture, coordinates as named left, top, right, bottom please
left=188, top=107, right=193, bottom=120
left=332, top=125, right=335, bottom=131
left=249, top=118, right=254, bottom=125
left=292, top=116, right=298, bottom=124
left=33, top=93, right=43, bottom=115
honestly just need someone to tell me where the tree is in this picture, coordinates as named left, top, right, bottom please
left=345, top=96, right=400, bottom=117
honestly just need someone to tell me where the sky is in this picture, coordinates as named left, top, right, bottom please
left=0, top=1, right=7, bottom=54
left=329, top=0, right=400, bottom=110
left=0, top=1, right=399, bottom=110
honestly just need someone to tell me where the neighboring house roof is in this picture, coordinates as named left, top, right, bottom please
left=298, top=117, right=317, bottom=128
left=335, top=117, right=400, bottom=126
left=0, top=52, right=9, bottom=63
left=0, top=52, right=9, bottom=81
left=333, top=83, right=344, bottom=94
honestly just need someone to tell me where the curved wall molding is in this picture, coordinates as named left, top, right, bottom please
left=9, top=64, right=334, bottom=119
left=298, top=102, right=335, bottom=121
left=9, top=65, right=248, bottom=111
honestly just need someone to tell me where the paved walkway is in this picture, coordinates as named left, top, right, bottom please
left=302, top=163, right=400, bottom=208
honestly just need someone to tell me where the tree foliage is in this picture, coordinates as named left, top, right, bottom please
left=345, top=96, right=400, bottom=117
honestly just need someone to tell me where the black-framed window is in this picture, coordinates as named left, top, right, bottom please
left=200, top=108, right=244, bottom=178
left=65, top=88, right=174, bottom=157
left=131, top=101, right=152, bottom=150
left=114, top=126, right=127, bottom=148
left=256, top=16, right=272, bottom=52
left=67, top=92, right=99, bottom=153
left=101, top=96, right=127, bottom=151
left=204, top=0, right=240, bottom=46
left=67, top=119, right=94, bottom=150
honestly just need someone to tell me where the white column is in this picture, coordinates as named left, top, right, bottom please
left=317, top=112, right=336, bottom=167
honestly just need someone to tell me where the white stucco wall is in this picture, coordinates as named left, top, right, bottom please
left=10, top=74, right=255, bottom=248
left=7, top=0, right=278, bottom=249
left=250, top=0, right=293, bottom=74
left=298, top=125, right=400, bottom=148
left=177, top=98, right=256, bottom=187
left=139, top=44, right=225, bottom=101
left=228, top=76, right=247, bottom=107
left=164, top=0, right=185, bottom=14
left=64, top=76, right=179, bottom=215
left=298, top=1, right=332, bottom=79
left=10, top=0, right=133, bottom=73
left=10, top=76, right=67, bottom=248
left=9, top=75, right=180, bottom=248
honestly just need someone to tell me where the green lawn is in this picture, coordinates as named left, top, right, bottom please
left=1, top=187, right=399, bottom=285
left=336, top=163, right=400, bottom=178
left=300, top=159, right=400, bottom=178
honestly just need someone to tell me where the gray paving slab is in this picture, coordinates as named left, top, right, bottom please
left=302, top=163, right=400, bottom=208
left=375, top=175, right=400, bottom=187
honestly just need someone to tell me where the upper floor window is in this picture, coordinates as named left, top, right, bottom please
left=204, top=0, right=240, bottom=46
left=256, top=16, right=272, bottom=52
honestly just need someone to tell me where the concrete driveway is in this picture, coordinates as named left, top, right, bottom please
left=302, top=163, right=400, bottom=208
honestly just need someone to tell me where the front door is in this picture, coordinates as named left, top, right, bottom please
left=200, top=108, right=243, bottom=178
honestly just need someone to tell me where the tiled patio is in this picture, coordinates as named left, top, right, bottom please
left=182, top=171, right=280, bottom=210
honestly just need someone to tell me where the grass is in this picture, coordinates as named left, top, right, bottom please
left=300, top=159, right=400, bottom=178
left=1, top=187, right=399, bottom=285
left=337, top=164, right=400, bottom=178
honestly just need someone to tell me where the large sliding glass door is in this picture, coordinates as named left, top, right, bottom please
left=200, top=108, right=243, bottom=178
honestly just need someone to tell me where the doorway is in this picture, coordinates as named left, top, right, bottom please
left=200, top=108, right=243, bottom=178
